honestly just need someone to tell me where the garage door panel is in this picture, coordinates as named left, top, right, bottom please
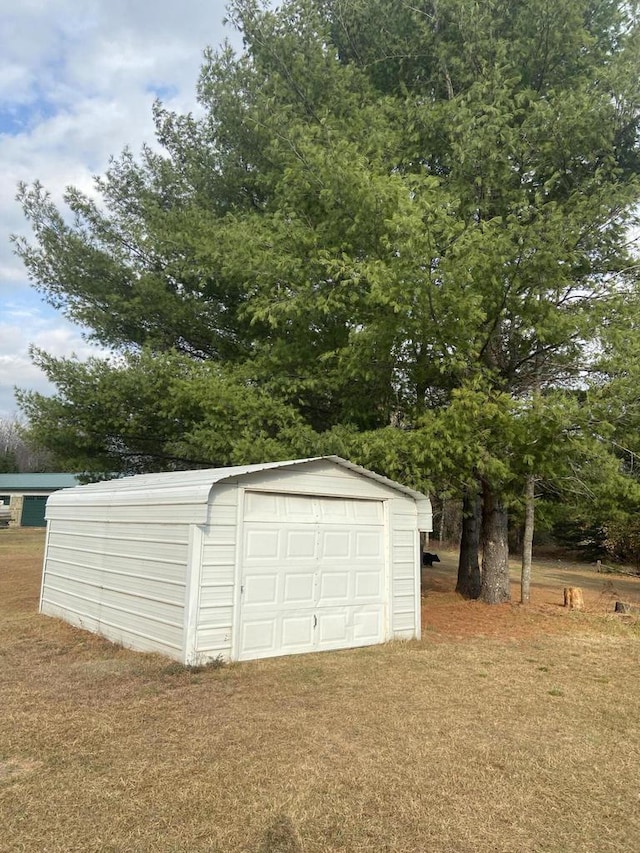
left=317, top=611, right=348, bottom=644
left=243, top=573, right=278, bottom=606
left=240, top=617, right=277, bottom=656
left=245, top=492, right=318, bottom=522
left=244, top=570, right=317, bottom=609
left=244, top=491, right=279, bottom=519
left=355, top=530, right=383, bottom=558
left=245, top=528, right=279, bottom=559
left=318, top=571, right=349, bottom=603
left=283, top=572, right=315, bottom=605
left=316, top=496, right=385, bottom=525
left=244, top=526, right=319, bottom=563
left=284, top=494, right=317, bottom=519
left=321, top=530, right=350, bottom=558
left=318, top=528, right=384, bottom=563
left=285, top=529, right=317, bottom=558
left=353, top=607, right=383, bottom=641
left=281, top=614, right=314, bottom=648
left=317, top=498, right=349, bottom=521
left=240, top=610, right=317, bottom=660
left=239, top=492, right=386, bottom=660
left=353, top=501, right=384, bottom=523
left=315, top=607, right=384, bottom=650
left=355, top=570, right=382, bottom=598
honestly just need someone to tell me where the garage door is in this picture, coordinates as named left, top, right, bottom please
left=21, top=495, right=49, bottom=527
left=238, top=491, right=386, bottom=660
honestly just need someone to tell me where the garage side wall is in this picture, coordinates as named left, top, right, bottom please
left=41, top=504, right=195, bottom=661
left=389, top=496, right=421, bottom=639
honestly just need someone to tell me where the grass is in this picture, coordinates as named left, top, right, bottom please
left=1, top=530, right=640, bottom=852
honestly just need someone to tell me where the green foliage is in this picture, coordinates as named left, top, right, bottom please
left=12, top=0, right=640, bottom=548
left=601, top=518, right=640, bottom=568
left=16, top=349, right=320, bottom=475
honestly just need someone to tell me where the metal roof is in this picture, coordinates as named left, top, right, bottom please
left=46, top=456, right=429, bottom=509
left=0, top=473, right=81, bottom=491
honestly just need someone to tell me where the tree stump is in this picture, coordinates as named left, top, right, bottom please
left=564, top=587, right=584, bottom=610
left=614, top=601, right=640, bottom=615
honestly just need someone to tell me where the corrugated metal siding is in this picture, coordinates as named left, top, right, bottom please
left=390, top=498, right=420, bottom=639
left=46, top=502, right=205, bottom=525
left=41, top=458, right=428, bottom=663
left=41, top=518, right=190, bottom=661
left=195, top=486, right=238, bottom=660
left=222, top=460, right=399, bottom=501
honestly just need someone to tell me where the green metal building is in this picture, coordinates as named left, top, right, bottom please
left=0, top=474, right=81, bottom=528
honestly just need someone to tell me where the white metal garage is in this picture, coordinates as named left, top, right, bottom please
left=41, top=456, right=432, bottom=664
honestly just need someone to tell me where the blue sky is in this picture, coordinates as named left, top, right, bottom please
left=0, top=0, right=240, bottom=418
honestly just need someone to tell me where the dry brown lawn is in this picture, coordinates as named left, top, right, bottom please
left=2, top=530, right=640, bottom=852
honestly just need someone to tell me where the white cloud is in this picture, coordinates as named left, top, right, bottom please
left=0, top=0, right=241, bottom=420
left=0, top=301, right=110, bottom=418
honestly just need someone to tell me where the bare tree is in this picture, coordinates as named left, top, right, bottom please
left=0, top=417, right=55, bottom=472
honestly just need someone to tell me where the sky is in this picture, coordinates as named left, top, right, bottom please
left=0, top=0, right=242, bottom=419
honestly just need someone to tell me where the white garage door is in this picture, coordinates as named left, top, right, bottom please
left=238, top=491, right=386, bottom=660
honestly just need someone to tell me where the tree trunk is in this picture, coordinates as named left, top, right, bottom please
left=456, top=485, right=482, bottom=599
left=439, top=497, right=446, bottom=544
left=521, top=475, right=535, bottom=605
left=480, top=481, right=511, bottom=604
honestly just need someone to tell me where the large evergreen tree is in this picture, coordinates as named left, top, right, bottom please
left=15, top=0, right=640, bottom=601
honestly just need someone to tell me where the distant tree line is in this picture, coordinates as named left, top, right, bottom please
left=0, top=417, right=54, bottom=473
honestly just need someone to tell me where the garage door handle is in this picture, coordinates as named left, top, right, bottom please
left=313, top=615, right=317, bottom=629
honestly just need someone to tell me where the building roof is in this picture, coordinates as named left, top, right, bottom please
left=0, top=473, right=81, bottom=491
left=46, top=457, right=432, bottom=527
left=47, top=456, right=428, bottom=499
